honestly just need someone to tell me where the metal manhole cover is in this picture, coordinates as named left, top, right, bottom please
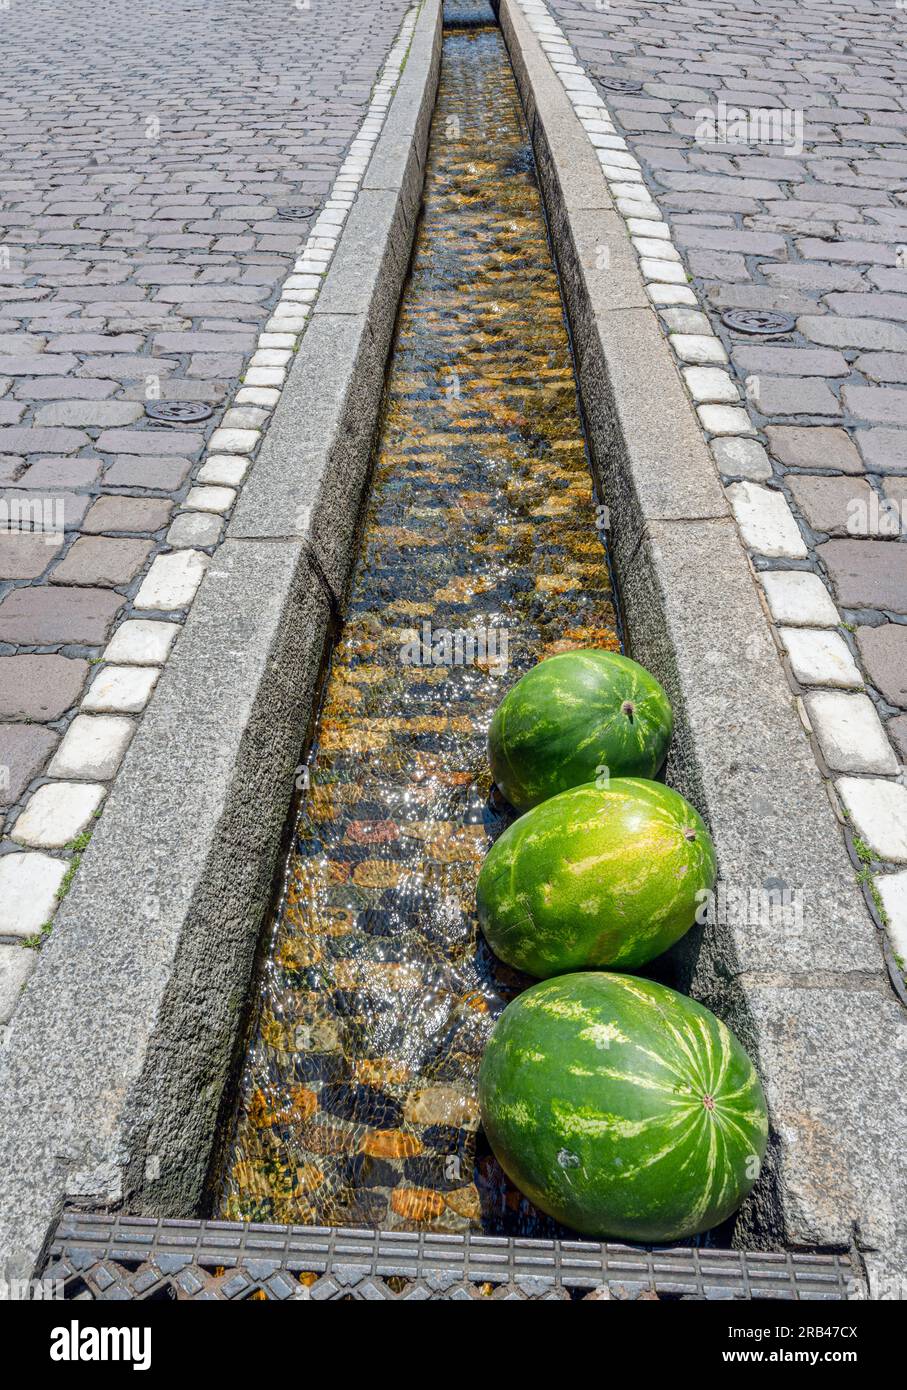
left=276, top=205, right=316, bottom=220
left=594, top=76, right=643, bottom=94
left=720, top=309, right=797, bottom=336
left=145, top=401, right=214, bottom=424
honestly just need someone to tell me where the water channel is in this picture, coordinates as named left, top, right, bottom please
left=219, top=17, right=621, bottom=1237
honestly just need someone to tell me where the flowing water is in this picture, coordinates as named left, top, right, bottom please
left=219, top=23, right=621, bottom=1236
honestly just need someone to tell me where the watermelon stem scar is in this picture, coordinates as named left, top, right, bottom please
left=478, top=973, right=769, bottom=1241
left=487, top=651, right=673, bottom=810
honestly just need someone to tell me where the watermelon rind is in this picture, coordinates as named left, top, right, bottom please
left=489, top=650, right=673, bottom=812
left=478, top=972, right=768, bottom=1242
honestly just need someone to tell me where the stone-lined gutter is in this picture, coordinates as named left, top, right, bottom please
left=497, top=0, right=906, bottom=1293
left=0, top=0, right=442, bottom=1280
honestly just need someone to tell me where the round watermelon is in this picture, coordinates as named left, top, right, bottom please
left=479, top=972, right=768, bottom=1241
left=477, top=778, right=716, bottom=976
left=488, top=650, right=672, bottom=812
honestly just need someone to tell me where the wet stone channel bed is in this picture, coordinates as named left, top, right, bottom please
left=219, top=23, right=620, bottom=1237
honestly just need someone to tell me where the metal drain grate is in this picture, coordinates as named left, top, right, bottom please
left=41, top=1209, right=859, bottom=1301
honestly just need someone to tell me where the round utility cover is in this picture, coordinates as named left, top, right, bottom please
left=720, top=308, right=797, bottom=336
left=144, top=401, right=214, bottom=424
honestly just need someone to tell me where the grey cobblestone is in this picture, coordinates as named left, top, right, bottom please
left=0, top=655, right=88, bottom=721
left=858, top=428, right=907, bottom=472
left=0, top=0, right=411, bottom=846
left=547, top=0, right=907, bottom=930
left=0, top=725, right=59, bottom=809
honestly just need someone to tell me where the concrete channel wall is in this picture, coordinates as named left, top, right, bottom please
left=0, top=0, right=443, bottom=1280
left=496, top=0, right=905, bottom=1290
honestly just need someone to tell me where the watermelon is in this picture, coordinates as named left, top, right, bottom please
left=488, top=650, right=672, bottom=812
left=479, top=972, right=768, bottom=1241
left=477, top=778, right=716, bottom=976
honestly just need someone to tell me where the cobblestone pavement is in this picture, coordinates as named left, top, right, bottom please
left=0, top=0, right=412, bottom=1015
left=542, top=0, right=907, bottom=969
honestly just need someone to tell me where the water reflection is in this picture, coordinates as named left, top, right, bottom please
left=220, top=26, right=619, bottom=1236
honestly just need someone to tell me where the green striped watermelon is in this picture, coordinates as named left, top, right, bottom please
left=488, top=650, right=672, bottom=812
left=479, top=972, right=768, bottom=1241
left=477, top=779, right=716, bottom=976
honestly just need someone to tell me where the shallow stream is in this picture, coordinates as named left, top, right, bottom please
left=219, top=21, right=620, bottom=1236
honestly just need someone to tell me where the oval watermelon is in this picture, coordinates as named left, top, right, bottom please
left=479, top=972, right=768, bottom=1241
left=477, top=778, right=716, bottom=976
left=488, top=650, right=672, bottom=812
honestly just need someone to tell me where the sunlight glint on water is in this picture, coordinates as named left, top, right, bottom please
left=220, top=25, right=620, bottom=1236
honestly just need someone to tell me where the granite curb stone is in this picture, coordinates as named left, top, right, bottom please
left=499, top=0, right=906, bottom=1279
left=0, top=0, right=441, bottom=1276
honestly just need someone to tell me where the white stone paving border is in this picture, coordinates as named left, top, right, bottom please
left=0, top=2, right=422, bottom=1003
left=516, top=0, right=907, bottom=970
